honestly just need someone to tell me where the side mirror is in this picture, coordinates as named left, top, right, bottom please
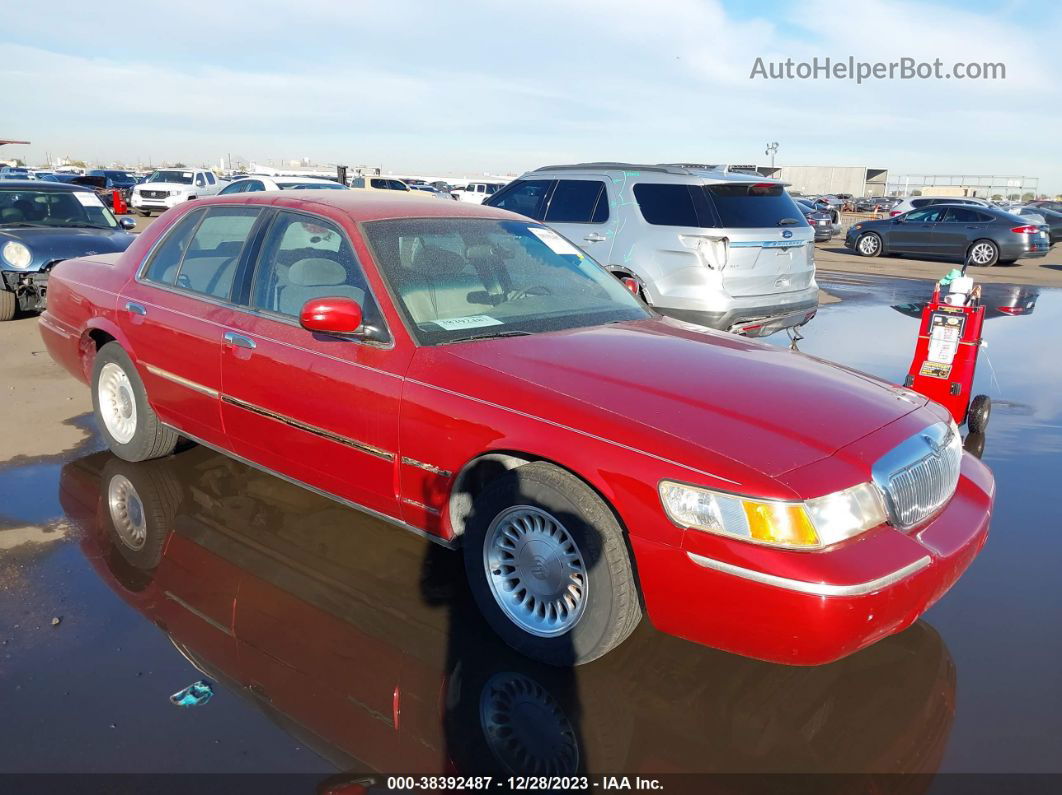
left=118, top=217, right=137, bottom=230
left=299, top=296, right=384, bottom=341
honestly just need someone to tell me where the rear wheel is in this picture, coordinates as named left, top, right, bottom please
left=92, top=342, right=179, bottom=462
left=967, top=239, right=999, bottom=267
left=855, top=232, right=882, bottom=257
left=0, top=289, right=15, bottom=321
left=138, top=210, right=152, bottom=217
left=463, top=462, right=642, bottom=666
left=101, top=456, right=183, bottom=571
left=967, top=394, right=991, bottom=434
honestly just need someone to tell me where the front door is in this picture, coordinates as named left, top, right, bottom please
left=219, top=209, right=409, bottom=519
left=119, top=206, right=265, bottom=446
left=889, top=207, right=944, bottom=255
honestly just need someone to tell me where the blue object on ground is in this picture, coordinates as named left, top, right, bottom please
left=169, top=680, right=214, bottom=707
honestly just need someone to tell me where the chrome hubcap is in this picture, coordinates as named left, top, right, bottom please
left=484, top=506, right=587, bottom=637
left=107, top=474, right=147, bottom=550
left=479, top=672, right=579, bottom=775
left=970, top=243, right=994, bottom=264
left=859, top=234, right=879, bottom=255
left=98, top=363, right=137, bottom=444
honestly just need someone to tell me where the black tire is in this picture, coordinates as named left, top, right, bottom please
left=91, top=342, right=179, bottom=462
left=0, top=289, right=15, bottom=321
left=967, top=239, right=999, bottom=267
left=138, top=210, right=152, bottom=217
left=963, top=432, right=986, bottom=460
left=998, top=259, right=1018, bottom=266
left=463, top=462, right=642, bottom=666
left=100, top=456, right=183, bottom=571
left=855, top=232, right=883, bottom=257
left=967, top=394, right=991, bottom=434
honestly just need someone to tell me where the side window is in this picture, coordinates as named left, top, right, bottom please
left=206, top=172, right=216, bottom=185
left=907, top=207, right=943, bottom=223
left=245, top=180, right=266, bottom=192
left=488, top=179, right=552, bottom=220
left=389, top=180, right=407, bottom=191
left=545, top=180, right=608, bottom=224
left=371, top=178, right=388, bottom=189
left=250, top=211, right=383, bottom=332
left=143, top=209, right=206, bottom=284
left=174, top=207, right=261, bottom=300
left=194, top=173, right=206, bottom=188
left=220, top=181, right=246, bottom=195
left=476, top=184, right=485, bottom=193
left=942, top=207, right=981, bottom=223
left=634, top=184, right=701, bottom=227
left=351, top=177, right=365, bottom=188
left=910, top=198, right=929, bottom=208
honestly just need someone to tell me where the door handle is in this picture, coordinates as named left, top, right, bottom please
left=584, top=233, right=606, bottom=243
left=125, top=301, right=147, bottom=316
left=223, top=331, right=256, bottom=350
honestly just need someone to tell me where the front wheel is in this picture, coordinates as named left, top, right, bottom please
left=855, top=232, right=883, bottom=257
left=137, top=210, right=152, bottom=218
left=91, top=342, right=179, bottom=462
left=0, top=289, right=15, bottom=321
left=463, top=462, right=642, bottom=666
left=967, top=239, right=999, bottom=267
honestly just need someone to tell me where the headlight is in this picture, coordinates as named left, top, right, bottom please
left=1, top=241, right=33, bottom=269
left=659, top=480, right=887, bottom=550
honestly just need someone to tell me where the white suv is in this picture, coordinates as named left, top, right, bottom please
left=485, top=163, right=818, bottom=336
left=453, top=181, right=506, bottom=204
left=130, top=168, right=226, bottom=216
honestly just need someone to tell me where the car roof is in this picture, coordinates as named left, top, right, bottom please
left=200, top=191, right=525, bottom=222
left=526, top=162, right=786, bottom=185
left=0, top=179, right=93, bottom=192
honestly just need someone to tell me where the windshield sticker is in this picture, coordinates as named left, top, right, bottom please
left=73, top=192, right=105, bottom=207
left=529, top=227, right=584, bottom=258
left=432, top=315, right=503, bottom=331
left=182, top=172, right=192, bottom=178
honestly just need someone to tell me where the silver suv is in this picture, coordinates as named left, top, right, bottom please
left=485, top=163, right=818, bottom=335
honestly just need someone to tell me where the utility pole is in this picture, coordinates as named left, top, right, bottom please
left=764, top=142, right=779, bottom=169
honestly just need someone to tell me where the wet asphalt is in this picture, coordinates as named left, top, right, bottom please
left=1, top=273, right=1060, bottom=778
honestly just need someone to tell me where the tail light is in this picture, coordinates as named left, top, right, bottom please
left=1010, top=225, right=1040, bottom=234
left=996, top=306, right=1025, bottom=315
left=890, top=210, right=902, bottom=217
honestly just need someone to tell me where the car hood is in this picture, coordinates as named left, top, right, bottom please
left=0, top=226, right=135, bottom=269
left=441, top=318, right=930, bottom=479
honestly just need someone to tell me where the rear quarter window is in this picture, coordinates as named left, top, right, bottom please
left=143, top=209, right=206, bottom=284
left=633, top=184, right=711, bottom=227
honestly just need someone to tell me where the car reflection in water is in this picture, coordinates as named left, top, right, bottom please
left=61, top=446, right=957, bottom=777
left=892, top=283, right=1039, bottom=322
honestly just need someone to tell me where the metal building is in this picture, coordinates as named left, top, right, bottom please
left=756, top=165, right=889, bottom=197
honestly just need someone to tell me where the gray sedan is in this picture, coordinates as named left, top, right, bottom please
left=845, top=203, right=1051, bottom=266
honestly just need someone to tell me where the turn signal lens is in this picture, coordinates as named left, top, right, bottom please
left=742, top=501, right=819, bottom=547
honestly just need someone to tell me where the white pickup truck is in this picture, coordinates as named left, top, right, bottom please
left=130, top=168, right=226, bottom=216
left=452, top=181, right=507, bottom=204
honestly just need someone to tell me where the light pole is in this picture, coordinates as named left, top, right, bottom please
left=765, top=142, right=779, bottom=169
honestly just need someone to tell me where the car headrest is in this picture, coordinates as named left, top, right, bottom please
left=288, top=257, right=347, bottom=286
left=411, top=245, right=467, bottom=276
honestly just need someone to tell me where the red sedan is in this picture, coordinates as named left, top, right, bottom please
left=39, top=192, right=994, bottom=666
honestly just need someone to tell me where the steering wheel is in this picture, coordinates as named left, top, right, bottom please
left=509, top=285, right=553, bottom=301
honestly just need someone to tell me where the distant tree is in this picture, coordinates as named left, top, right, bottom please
left=13, top=158, right=25, bottom=166
left=170, top=162, right=187, bottom=168
left=911, top=190, right=922, bottom=196
left=990, top=194, right=1003, bottom=201
left=1056, top=194, right=1062, bottom=201
left=67, top=159, right=87, bottom=168
left=1007, top=193, right=1020, bottom=201
left=1021, top=192, right=1035, bottom=202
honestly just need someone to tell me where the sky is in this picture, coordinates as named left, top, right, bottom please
left=2, top=0, right=1060, bottom=193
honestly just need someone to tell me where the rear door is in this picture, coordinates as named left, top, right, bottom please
left=119, top=206, right=264, bottom=446
left=702, top=182, right=815, bottom=298
left=541, top=176, right=613, bottom=260
left=937, top=206, right=990, bottom=257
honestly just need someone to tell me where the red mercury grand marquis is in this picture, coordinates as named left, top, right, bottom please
left=39, top=192, right=994, bottom=666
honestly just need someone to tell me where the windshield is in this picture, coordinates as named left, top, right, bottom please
left=363, top=218, right=649, bottom=345
left=147, top=170, right=194, bottom=184
left=0, top=189, right=118, bottom=229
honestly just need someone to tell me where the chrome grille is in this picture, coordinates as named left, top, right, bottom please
left=141, top=190, right=168, bottom=199
left=872, top=422, right=962, bottom=530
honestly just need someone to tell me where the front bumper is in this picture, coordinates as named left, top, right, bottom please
left=631, top=454, right=993, bottom=665
left=131, top=193, right=186, bottom=211
left=2, top=268, right=48, bottom=311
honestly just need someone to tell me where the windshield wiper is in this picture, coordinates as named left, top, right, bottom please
left=777, top=217, right=801, bottom=226
left=439, top=330, right=532, bottom=345
left=59, top=222, right=110, bottom=229
left=0, top=221, right=52, bottom=228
